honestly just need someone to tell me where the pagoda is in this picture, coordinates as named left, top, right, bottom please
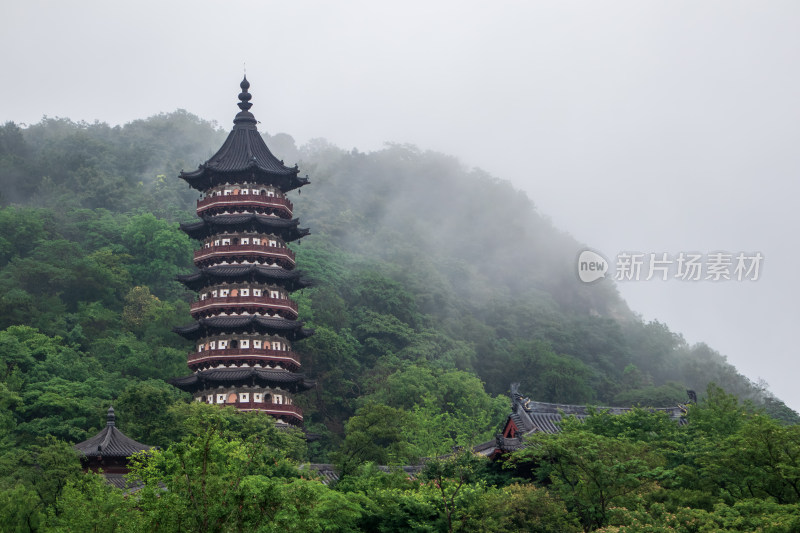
left=170, top=77, right=314, bottom=426
left=74, top=406, right=153, bottom=488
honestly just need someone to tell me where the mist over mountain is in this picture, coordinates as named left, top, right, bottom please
left=0, top=112, right=795, bottom=456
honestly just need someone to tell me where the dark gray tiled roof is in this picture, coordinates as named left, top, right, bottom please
left=180, top=214, right=309, bottom=242
left=170, top=367, right=315, bottom=392
left=491, top=384, right=692, bottom=455
left=514, top=400, right=685, bottom=434
left=174, top=315, right=313, bottom=341
left=74, top=407, right=153, bottom=459
left=103, top=474, right=145, bottom=492
left=187, top=128, right=296, bottom=176
left=176, top=265, right=310, bottom=291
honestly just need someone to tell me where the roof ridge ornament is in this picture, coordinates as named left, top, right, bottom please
left=106, top=406, right=116, bottom=427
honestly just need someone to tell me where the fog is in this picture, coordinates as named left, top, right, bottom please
left=3, top=1, right=799, bottom=410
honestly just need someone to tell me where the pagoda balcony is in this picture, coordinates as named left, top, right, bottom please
left=194, top=244, right=295, bottom=267
left=187, top=348, right=301, bottom=369
left=197, top=193, right=293, bottom=217
left=190, top=295, right=298, bottom=318
left=234, top=401, right=303, bottom=422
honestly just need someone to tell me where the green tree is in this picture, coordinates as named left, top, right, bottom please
left=700, top=414, right=800, bottom=504
left=46, top=473, right=141, bottom=533
left=115, top=379, right=188, bottom=448
left=332, top=402, right=416, bottom=478
left=512, top=423, right=664, bottom=531
left=120, top=213, right=194, bottom=298
left=462, top=483, right=581, bottom=533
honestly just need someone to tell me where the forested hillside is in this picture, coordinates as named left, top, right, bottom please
left=1, top=114, right=798, bottom=531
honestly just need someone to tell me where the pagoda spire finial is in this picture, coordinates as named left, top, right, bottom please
left=234, top=76, right=256, bottom=127
left=106, top=406, right=116, bottom=427
left=238, top=76, right=253, bottom=112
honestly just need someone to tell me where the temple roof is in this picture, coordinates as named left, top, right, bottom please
left=486, top=384, right=691, bottom=456
left=507, top=394, right=687, bottom=435
left=179, top=77, right=310, bottom=193
left=173, top=315, right=314, bottom=341
left=74, top=407, right=153, bottom=459
left=180, top=213, right=310, bottom=242
left=177, top=264, right=311, bottom=291
left=170, top=367, right=315, bottom=393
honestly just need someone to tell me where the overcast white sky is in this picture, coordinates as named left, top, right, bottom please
left=3, top=1, right=799, bottom=410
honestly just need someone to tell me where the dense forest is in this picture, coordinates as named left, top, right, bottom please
left=0, top=113, right=798, bottom=531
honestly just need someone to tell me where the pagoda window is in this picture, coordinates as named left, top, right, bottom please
left=272, top=341, right=281, bottom=351
left=253, top=340, right=262, bottom=349
left=252, top=238, right=261, bottom=245
left=253, top=289, right=262, bottom=296
left=200, top=293, right=207, bottom=300
left=240, top=339, right=249, bottom=349
left=216, top=394, right=226, bottom=404
left=233, top=188, right=240, bottom=195
left=230, top=289, right=239, bottom=297
left=198, top=344, right=204, bottom=352
left=218, top=340, right=228, bottom=349
left=227, top=392, right=237, bottom=403
left=268, top=240, right=277, bottom=247
left=224, top=190, right=232, bottom=196
left=267, top=190, right=275, bottom=197
left=207, top=395, right=214, bottom=404
left=274, top=395, right=283, bottom=404
left=209, top=341, right=216, bottom=349
left=240, top=392, right=250, bottom=402
left=240, top=289, right=249, bottom=297
left=260, top=189, right=267, bottom=195
left=211, top=290, right=218, bottom=297
left=253, top=393, right=263, bottom=402
left=205, top=242, right=211, bottom=248
left=230, top=340, right=239, bottom=349
left=222, top=238, right=231, bottom=245
left=270, top=290, right=280, bottom=299
left=241, top=238, right=250, bottom=245
left=214, top=240, right=220, bottom=246
left=220, top=289, right=230, bottom=297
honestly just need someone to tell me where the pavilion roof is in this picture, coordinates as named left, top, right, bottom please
left=74, top=407, right=153, bottom=459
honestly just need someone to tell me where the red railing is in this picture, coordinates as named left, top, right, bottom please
left=187, top=348, right=300, bottom=368
left=190, top=296, right=298, bottom=315
left=194, top=244, right=295, bottom=265
left=197, top=193, right=293, bottom=215
left=234, top=401, right=303, bottom=419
